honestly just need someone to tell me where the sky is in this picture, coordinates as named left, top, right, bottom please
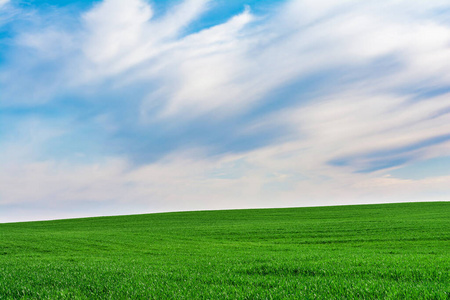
left=1, top=0, right=450, bottom=223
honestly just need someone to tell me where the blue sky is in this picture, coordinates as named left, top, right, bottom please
left=1, top=0, right=450, bottom=222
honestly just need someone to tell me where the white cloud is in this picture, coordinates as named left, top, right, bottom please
left=77, top=0, right=210, bottom=83
left=1, top=147, right=449, bottom=222
left=0, top=0, right=11, bottom=25
left=82, top=0, right=153, bottom=64
left=10, top=0, right=450, bottom=114
left=286, top=92, right=450, bottom=161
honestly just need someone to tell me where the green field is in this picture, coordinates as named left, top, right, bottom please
left=0, top=202, right=449, bottom=299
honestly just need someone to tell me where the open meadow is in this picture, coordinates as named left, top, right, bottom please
left=0, top=202, right=449, bottom=299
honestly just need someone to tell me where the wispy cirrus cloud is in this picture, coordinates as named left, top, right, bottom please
left=1, top=0, right=450, bottom=222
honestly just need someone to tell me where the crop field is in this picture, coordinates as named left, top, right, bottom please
left=0, top=202, right=449, bottom=299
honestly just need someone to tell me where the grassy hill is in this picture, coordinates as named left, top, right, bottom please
left=0, top=202, right=449, bottom=299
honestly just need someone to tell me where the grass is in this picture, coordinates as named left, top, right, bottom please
left=0, top=202, right=449, bottom=299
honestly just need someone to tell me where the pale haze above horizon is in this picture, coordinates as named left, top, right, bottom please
left=1, top=0, right=450, bottom=223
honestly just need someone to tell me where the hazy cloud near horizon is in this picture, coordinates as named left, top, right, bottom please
left=1, top=0, right=450, bottom=222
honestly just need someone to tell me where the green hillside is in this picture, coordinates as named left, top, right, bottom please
left=0, top=202, right=449, bottom=299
